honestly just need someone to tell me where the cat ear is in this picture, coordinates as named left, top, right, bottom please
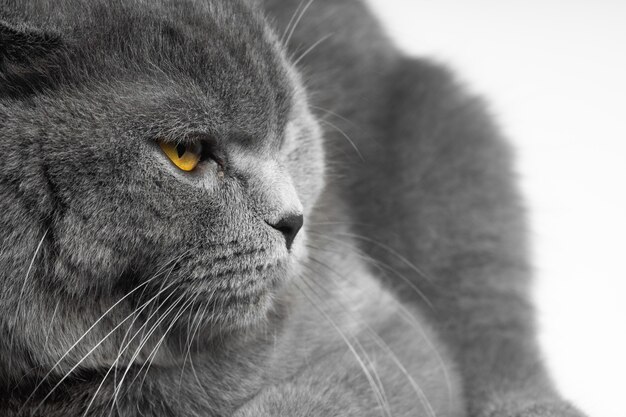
left=0, top=20, right=65, bottom=97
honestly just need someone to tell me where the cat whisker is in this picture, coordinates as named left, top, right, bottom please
left=178, top=295, right=213, bottom=393
left=305, top=238, right=451, bottom=391
left=129, top=295, right=203, bottom=412
left=8, top=229, right=48, bottom=371
left=138, top=295, right=198, bottom=392
left=174, top=292, right=203, bottom=392
left=43, top=300, right=61, bottom=352
left=188, top=351, right=209, bottom=399
left=132, top=250, right=192, bottom=350
left=123, top=283, right=204, bottom=395
left=291, top=33, right=332, bottom=67
left=20, top=273, right=162, bottom=414
left=283, top=0, right=316, bottom=48
left=319, top=118, right=365, bottom=162
left=306, top=232, right=434, bottom=309
left=185, top=300, right=213, bottom=398
left=106, top=291, right=192, bottom=416
left=32, top=272, right=186, bottom=416
left=294, top=274, right=393, bottom=417
left=310, top=105, right=359, bottom=129
left=280, top=0, right=306, bottom=46
left=129, top=294, right=197, bottom=394
left=322, top=230, right=436, bottom=284
left=32, top=300, right=152, bottom=415
left=393, top=302, right=454, bottom=416
left=82, top=282, right=187, bottom=417
left=109, top=252, right=191, bottom=405
left=299, top=263, right=390, bottom=393
left=26, top=249, right=190, bottom=414
left=301, top=258, right=439, bottom=417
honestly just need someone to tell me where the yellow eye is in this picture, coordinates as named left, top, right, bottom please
left=159, top=141, right=201, bottom=172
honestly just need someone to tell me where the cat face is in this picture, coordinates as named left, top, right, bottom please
left=0, top=0, right=324, bottom=378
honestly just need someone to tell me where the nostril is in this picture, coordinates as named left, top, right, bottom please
left=267, top=213, right=304, bottom=251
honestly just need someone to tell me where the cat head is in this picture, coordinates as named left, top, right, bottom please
left=0, top=0, right=324, bottom=382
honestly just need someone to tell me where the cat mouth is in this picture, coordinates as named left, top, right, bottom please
left=144, top=247, right=293, bottom=329
left=178, top=258, right=288, bottom=300
left=163, top=260, right=287, bottom=330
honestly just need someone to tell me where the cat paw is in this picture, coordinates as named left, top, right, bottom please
left=486, top=401, right=587, bottom=417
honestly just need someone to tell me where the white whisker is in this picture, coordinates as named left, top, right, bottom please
left=9, top=229, right=48, bottom=370
left=284, top=0, right=315, bottom=47
left=294, top=276, right=392, bottom=417
left=25, top=250, right=190, bottom=415
left=291, top=34, right=332, bottom=67
left=301, top=261, right=438, bottom=417
left=319, top=119, right=365, bottom=162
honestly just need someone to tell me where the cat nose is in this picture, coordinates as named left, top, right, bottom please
left=267, top=213, right=304, bottom=251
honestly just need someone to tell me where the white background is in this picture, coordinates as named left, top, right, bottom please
left=365, top=1, right=626, bottom=417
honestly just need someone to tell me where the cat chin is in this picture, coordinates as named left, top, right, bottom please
left=166, top=258, right=295, bottom=332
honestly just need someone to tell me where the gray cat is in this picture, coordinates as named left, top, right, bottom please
left=0, top=0, right=585, bottom=416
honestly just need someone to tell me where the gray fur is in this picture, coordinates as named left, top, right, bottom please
left=0, top=0, right=584, bottom=416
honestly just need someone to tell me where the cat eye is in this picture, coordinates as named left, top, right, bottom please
left=159, top=141, right=202, bottom=172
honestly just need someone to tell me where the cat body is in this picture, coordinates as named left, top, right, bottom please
left=0, top=0, right=582, bottom=416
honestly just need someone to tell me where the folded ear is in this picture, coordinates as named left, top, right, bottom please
left=0, top=20, right=64, bottom=97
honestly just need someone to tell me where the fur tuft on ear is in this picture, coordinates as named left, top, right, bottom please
left=0, top=20, right=64, bottom=97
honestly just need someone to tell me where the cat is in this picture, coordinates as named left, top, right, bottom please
left=0, top=0, right=585, bottom=416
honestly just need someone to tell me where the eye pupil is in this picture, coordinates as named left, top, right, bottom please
left=158, top=139, right=201, bottom=172
left=176, top=143, right=186, bottom=158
